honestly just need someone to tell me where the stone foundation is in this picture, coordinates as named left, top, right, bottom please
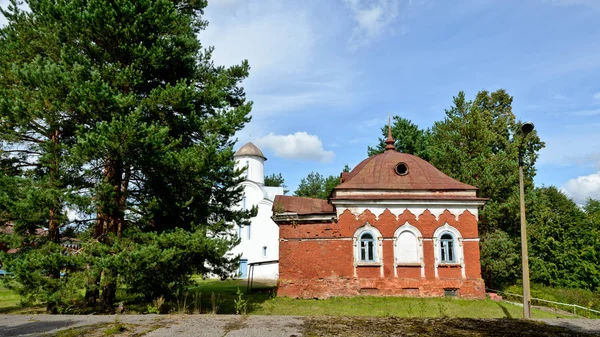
left=277, top=276, right=486, bottom=299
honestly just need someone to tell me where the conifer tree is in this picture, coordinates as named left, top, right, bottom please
left=368, top=116, right=430, bottom=159
left=429, top=90, right=544, bottom=235
left=0, top=0, right=252, bottom=310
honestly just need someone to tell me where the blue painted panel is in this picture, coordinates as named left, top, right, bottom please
left=239, top=259, right=248, bottom=278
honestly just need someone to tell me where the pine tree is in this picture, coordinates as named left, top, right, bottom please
left=368, top=116, right=430, bottom=159
left=429, top=90, right=544, bottom=235
left=0, top=0, right=252, bottom=310
left=265, top=173, right=289, bottom=194
left=294, top=165, right=350, bottom=200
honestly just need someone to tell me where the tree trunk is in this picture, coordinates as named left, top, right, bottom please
left=46, top=301, right=58, bottom=314
left=84, top=271, right=100, bottom=307
left=100, top=271, right=117, bottom=310
left=89, top=159, right=129, bottom=310
left=48, top=129, right=61, bottom=244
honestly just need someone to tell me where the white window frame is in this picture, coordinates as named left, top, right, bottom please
left=359, top=232, right=377, bottom=262
left=393, top=222, right=424, bottom=278
left=352, top=222, right=383, bottom=277
left=433, top=223, right=465, bottom=279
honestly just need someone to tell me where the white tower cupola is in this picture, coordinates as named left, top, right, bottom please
left=234, top=142, right=266, bottom=184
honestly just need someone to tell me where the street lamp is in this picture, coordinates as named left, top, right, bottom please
left=519, top=121, right=534, bottom=319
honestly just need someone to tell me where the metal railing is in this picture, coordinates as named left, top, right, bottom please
left=486, top=288, right=600, bottom=318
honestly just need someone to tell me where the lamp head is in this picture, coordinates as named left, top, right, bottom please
left=521, top=122, right=534, bottom=135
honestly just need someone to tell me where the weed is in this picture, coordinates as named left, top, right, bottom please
left=147, top=296, right=165, bottom=314
left=175, top=290, right=189, bottom=314
left=437, top=302, right=448, bottom=317
left=210, top=291, right=221, bottom=314
left=104, top=322, right=128, bottom=336
left=234, top=288, right=247, bottom=315
left=418, top=299, right=426, bottom=316
left=266, top=292, right=277, bottom=315
left=406, top=301, right=414, bottom=317
left=193, top=291, right=201, bottom=314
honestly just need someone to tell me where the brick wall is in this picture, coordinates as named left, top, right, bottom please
left=278, top=208, right=486, bottom=299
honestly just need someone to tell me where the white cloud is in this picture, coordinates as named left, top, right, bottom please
left=202, top=1, right=359, bottom=119
left=593, top=92, right=600, bottom=100
left=561, top=171, right=600, bottom=204
left=344, top=0, right=402, bottom=49
left=254, top=132, right=335, bottom=163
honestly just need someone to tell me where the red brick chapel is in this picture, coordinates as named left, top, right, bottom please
left=271, top=126, right=488, bottom=299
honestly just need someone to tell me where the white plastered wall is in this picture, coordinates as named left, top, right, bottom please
left=230, top=154, right=281, bottom=280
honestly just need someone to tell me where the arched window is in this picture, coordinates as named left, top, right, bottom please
left=353, top=222, right=382, bottom=270
left=440, top=233, right=456, bottom=263
left=433, top=224, right=465, bottom=278
left=359, top=232, right=376, bottom=261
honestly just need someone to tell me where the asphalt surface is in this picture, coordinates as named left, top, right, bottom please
left=0, top=314, right=599, bottom=336
left=0, top=314, right=304, bottom=337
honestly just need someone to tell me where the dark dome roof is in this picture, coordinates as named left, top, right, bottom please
left=336, top=150, right=476, bottom=191
left=234, top=142, right=266, bottom=160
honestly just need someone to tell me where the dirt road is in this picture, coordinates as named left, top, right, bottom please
left=0, top=314, right=598, bottom=336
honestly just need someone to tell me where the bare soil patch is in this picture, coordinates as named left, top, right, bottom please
left=303, top=317, right=599, bottom=337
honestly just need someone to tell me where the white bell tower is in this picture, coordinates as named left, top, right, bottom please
left=233, top=142, right=266, bottom=184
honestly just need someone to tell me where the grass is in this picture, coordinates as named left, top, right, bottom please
left=0, top=279, right=20, bottom=309
left=178, top=279, right=568, bottom=318
left=249, top=293, right=567, bottom=318
left=503, top=284, right=600, bottom=318
left=54, top=322, right=139, bottom=337
left=0, top=277, right=574, bottom=318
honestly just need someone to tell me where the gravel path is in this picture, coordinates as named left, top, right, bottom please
left=145, top=315, right=304, bottom=337
left=0, top=314, right=598, bottom=336
left=539, top=319, right=600, bottom=336
left=0, top=314, right=174, bottom=336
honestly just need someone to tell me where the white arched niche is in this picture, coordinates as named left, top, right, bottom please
left=393, top=222, right=424, bottom=278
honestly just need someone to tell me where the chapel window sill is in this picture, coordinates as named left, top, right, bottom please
left=355, top=261, right=382, bottom=267
left=396, top=263, right=422, bottom=267
left=438, top=263, right=461, bottom=268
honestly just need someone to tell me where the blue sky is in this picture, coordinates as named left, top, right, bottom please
left=200, top=0, right=600, bottom=203
left=1, top=0, right=599, bottom=203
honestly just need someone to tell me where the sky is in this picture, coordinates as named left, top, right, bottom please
left=1, top=0, right=599, bottom=204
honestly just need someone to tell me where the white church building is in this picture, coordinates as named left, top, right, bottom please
left=230, top=142, right=282, bottom=280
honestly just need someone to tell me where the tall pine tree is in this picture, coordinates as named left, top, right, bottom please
left=0, top=0, right=253, bottom=310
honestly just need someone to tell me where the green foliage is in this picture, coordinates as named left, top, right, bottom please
left=234, top=287, right=248, bottom=315
left=505, top=284, right=600, bottom=316
left=294, top=165, right=349, bottom=200
left=527, top=187, right=600, bottom=290
left=0, top=0, right=252, bottom=310
left=479, top=229, right=520, bottom=290
left=210, top=291, right=221, bottom=314
left=369, top=90, right=551, bottom=288
left=1, top=243, right=85, bottom=311
left=264, top=173, right=289, bottom=194
left=429, top=90, right=544, bottom=236
left=368, top=116, right=430, bottom=159
left=146, top=296, right=164, bottom=314
left=294, top=172, right=340, bottom=200
left=106, top=228, right=238, bottom=301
